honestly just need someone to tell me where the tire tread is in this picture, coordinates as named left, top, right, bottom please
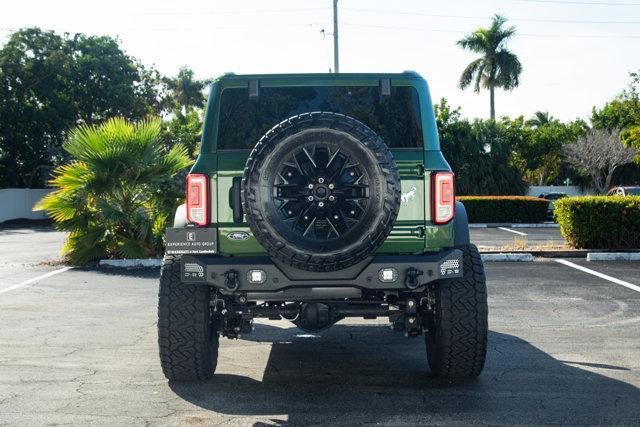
left=426, top=244, right=488, bottom=379
left=157, top=255, right=218, bottom=381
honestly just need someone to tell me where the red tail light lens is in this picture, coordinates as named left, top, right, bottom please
left=186, top=174, right=208, bottom=226
left=432, top=172, right=455, bottom=224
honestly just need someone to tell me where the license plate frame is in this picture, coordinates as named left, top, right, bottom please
left=165, top=227, right=217, bottom=255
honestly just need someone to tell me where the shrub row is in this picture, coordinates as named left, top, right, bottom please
left=457, top=196, right=549, bottom=224
left=554, top=196, right=640, bottom=249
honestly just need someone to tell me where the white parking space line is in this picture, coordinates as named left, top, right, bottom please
left=0, top=267, right=73, bottom=295
left=498, top=227, right=527, bottom=236
left=555, top=259, right=640, bottom=294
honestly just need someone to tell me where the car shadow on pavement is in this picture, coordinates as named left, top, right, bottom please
left=170, top=325, right=640, bottom=425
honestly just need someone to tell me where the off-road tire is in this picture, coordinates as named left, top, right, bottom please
left=424, top=244, right=488, bottom=380
left=242, top=112, right=401, bottom=272
left=158, top=255, right=218, bottom=381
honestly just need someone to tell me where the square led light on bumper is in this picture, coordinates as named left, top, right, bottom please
left=378, top=268, right=398, bottom=283
left=247, top=269, right=267, bottom=284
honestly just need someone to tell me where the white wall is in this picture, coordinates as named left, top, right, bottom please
left=0, top=189, right=53, bottom=222
left=527, top=186, right=591, bottom=198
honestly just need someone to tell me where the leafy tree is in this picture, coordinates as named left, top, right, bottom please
left=34, top=118, right=191, bottom=264
left=457, top=14, right=522, bottom=120
left=164, top=66, right=211, bottom=112
left=434, top=98, right=526, bottom=195
left=622, top=125, right=640, bottom=153
left=591, top=71, right=640, bottom=131
left=0, top=28, right=164, bottom=188
left=69, top=34, right=163, bottom=125
left=591, top=70, right=640, bottom=165
left=511, top=116, right=587, bottom=185
left=563, top=128, right=637, bottom=194
left=161, top=107, right=204, bottom=157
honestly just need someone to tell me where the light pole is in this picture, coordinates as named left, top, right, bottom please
left=333, top=0, right=339, bottom=73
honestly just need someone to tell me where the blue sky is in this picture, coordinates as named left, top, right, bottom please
left=2, top=0, right=639, bottom=121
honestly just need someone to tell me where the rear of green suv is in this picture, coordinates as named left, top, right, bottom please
left=159, top=72, right=487, bottom=382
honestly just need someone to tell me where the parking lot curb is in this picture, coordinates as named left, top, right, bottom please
left=481, top=253, right=534, bottom=262
left=98, top=259, right=162, bottom=268
left=586, top=252, right=640, bottom=262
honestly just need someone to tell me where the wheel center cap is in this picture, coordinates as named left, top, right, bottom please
left=314, top=185, right=328, bottom=199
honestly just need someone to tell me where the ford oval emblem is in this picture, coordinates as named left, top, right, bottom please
left=227, top=231, right=249, bottom=241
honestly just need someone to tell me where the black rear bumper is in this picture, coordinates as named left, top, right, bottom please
left=179, top=249, right=463, bottom=293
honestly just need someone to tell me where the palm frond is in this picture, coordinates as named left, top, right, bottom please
left=34, top=190, right=82, bottom=222
left=63, top=227, right=109, bottom=265
left=115, top=237, right=150, bottom=259
left=47, top=161, right=93, bottom=191
left=494, top=50, right=522, bottom=90
left=458, top=58, right=484, bottom=90
left=456, top=31, right=488, bottom=54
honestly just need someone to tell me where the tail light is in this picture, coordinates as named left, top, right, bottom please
left=432, top=172, right=455, bottom=224
left=186, top=174, right=208, bottom=226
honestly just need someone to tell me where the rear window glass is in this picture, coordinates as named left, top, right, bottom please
left=217, top=85, right=423, bottom=150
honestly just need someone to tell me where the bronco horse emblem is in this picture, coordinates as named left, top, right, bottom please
left=401, top=186, right=417, bottom=205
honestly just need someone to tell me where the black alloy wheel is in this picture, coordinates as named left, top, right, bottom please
left=242, top=112, right=401, bottom=272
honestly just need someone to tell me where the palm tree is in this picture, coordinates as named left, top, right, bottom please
left=35, top=117, right=192, bottom=264
left=165, top=66, right=211, bottom=111
left=527, top=111, right=555, bottom=127
left=457, top=14, right=522, bottom=120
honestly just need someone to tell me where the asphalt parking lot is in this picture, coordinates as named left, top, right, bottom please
left=1, top=227, right=639, bottom=425
left=470, top=226, right=566, bottom=249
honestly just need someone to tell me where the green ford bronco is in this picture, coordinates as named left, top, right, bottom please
left=159, top=72, right=488, bottom=382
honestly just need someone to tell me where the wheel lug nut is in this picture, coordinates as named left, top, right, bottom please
left=308, top=196, right=314, bottom=201
left=350, top=171, right=355, bottom=176
left=304, top=216, right=309, bottom=220
left=318, top=202, right=324, bottom=207
left=287, top=172, right=292, bottom=177
left=318, top=178, right=325, bottom=183
left=334, top=215, right=339, bottom=219
left=328, top=184, right=334, bottom=189
left=308, top=184, right=314, bottom=189
left=329, top=195, right=335, bottom=201
left=287, top=210, right=292, bottom=215
left=350, top=210, right=355, bottom=215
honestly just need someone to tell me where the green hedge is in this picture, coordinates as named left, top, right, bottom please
left=457, top=196, right=549, bottom=223
left=554, top=196, right=640, bottom=249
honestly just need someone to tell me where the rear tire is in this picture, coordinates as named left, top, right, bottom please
left=158, top=255, right=218, bottom=381
left=424, top=244, right=488, bottom=380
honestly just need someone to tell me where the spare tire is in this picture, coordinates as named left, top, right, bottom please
left=242, top=112, right=401, bottom=272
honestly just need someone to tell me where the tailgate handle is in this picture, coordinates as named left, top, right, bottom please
left=231, top=177, right=244, bottom=223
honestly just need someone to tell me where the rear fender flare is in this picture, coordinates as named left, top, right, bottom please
left=453, top=201, right=470, bottom=246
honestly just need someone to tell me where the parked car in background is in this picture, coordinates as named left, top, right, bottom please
left=538, top=192, right=568, bottom=220
left=606, top=186, right=640, bottom=197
